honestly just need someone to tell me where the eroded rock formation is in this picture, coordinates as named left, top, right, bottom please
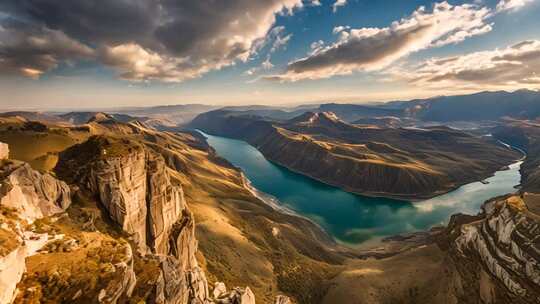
left=441, top=194, right=540, bottom=304
left=0, top=143, right=71, bottom=304
left=0, top=124, right=296, bottom=304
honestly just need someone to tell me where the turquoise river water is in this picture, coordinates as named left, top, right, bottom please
left=201, top=132, right=522, bottom=247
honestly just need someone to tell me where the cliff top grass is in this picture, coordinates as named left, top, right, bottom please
left=0, top=122, right=90, bottom=172
left=55, top=135, right=144, bottom=183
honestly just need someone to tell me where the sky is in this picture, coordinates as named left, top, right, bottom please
left=0, top=0, right=539, bottom=109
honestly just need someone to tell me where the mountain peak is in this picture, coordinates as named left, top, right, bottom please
left=289, top=111, right=343, bottom=125
left=87, top=112, right=113, bottom=123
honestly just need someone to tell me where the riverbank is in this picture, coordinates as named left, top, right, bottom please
left=200, top=131, right=524, bottom=248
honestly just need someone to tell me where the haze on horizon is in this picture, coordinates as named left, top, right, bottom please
left=1, top=0, right=539, bottom=109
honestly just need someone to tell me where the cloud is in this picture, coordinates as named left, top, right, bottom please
left=244, top=57, right=275, bottom=76
left=261, top=26, right=294, bottom=54
left=266, top=2, right=493, bottom=82
left=496, top=0, right=534, bottom=12
left=333, top=26, right=350, bottom=34
left=333, top=0, right=348, bottom=13
left=0, top=0, right=314, bottom=82
left=0, top=20, right=94, bottom=78
left=391, top=40, right=540, bottom=89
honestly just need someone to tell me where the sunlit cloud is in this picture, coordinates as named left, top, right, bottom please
left=0, top=0, right=317, bottom=82
left=333, top=0, right=348, bottom=12
left=390, top=40, right=540, bottom=90
left=496, top=0, right=535, bottom=12
left=266, top=2, right=493, bottom=82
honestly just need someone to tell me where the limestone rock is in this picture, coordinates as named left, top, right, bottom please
left=442, top=195, right=540, bottom=304
left=97, top=243, right=137, bottom=304
left=146, top=153, right=186, bottom=254
left=85, top=148, right=149, bottom=252
left=213, top=282, right=227, bottom=299
left=56, top=136, right=211, bottom=303
left=0, top=159, right=68, bottom=304
left=0, top=162, right=70, bottom=222
left=0, top=232, right=48, bottom=304
left=214, top=286, right=255, bottom=304
left=0, top=143, right=8, bottom=160
left=274, top=295, right=292, bottom=304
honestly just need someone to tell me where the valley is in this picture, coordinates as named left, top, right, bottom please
left=201, top=131, right=523, bottom=246
left=2, top=0, right=540, bottom=303
left=190, top=110, right=520, bottom=200
left=1, top=90, right=540, bottom=304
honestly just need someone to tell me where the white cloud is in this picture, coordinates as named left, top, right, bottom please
left=244, top=56, right=275, bottom=76
left=496, top=0, right=534, bottom=12
left=267, top=2, right=493, bottom=81
left=333, top=25, right=350, bottom=34
left=391, top=40, right=540, bottom=90
left=333, top=0, right=348, bottom=13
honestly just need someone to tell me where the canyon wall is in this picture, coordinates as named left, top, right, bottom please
left=441, top=195, right=540, bottom=304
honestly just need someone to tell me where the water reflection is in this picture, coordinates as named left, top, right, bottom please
left=201, top=131, right=521, bottom=246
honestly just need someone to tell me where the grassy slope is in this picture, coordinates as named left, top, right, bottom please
left=0, top=117, right=345, bottom=303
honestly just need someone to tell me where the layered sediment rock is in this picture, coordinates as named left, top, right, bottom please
left=442, top=195, right=540, bottom=304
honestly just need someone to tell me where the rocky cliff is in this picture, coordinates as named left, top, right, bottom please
left=440, top=194, right=540, bottom=304
left=0, top=152, right=71, bottom=303
left=55, top=135, right=211, bottom=302
left=0, top=134, right=292, bottom=304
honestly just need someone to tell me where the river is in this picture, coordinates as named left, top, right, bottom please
left=200, top=131, right=522, bottom=247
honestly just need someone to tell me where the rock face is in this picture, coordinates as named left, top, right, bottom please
left=83, top=146, right=149, bottom=251
left=0, top=161, right=71, bottom=223
left=97, top=243, right=137, bottom=304
left=0, top=143, right=71, bottom=304
left=0, top=142, right=8, bottom=160
left=0, top=231, right=49, bottom=304
left=0, top=131, right=292, bottom=304
left=56, top=136, right=210, bottom=303
left=442, top=195, right=540, bottom=304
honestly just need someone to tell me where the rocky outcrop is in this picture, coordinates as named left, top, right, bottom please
left=0, top=231, right=49, bottom=304
left=56, top=136, right=211, bottom=303
left=0, top=142, right=8, bottom=160
left=212, top=283, right=255, bottom=304
left=0, top=143, right=71, bottom=304
left=0, top=161, right=71, bottom=223
left=82, top=146, right=149, bottom=251
left=97, top=243, right=137, bottom=303
left=146, top=154, right=185, bottom=255
left=56, top=136, right=186, bottom=255
left=441, top=195, right=540, bottom=304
